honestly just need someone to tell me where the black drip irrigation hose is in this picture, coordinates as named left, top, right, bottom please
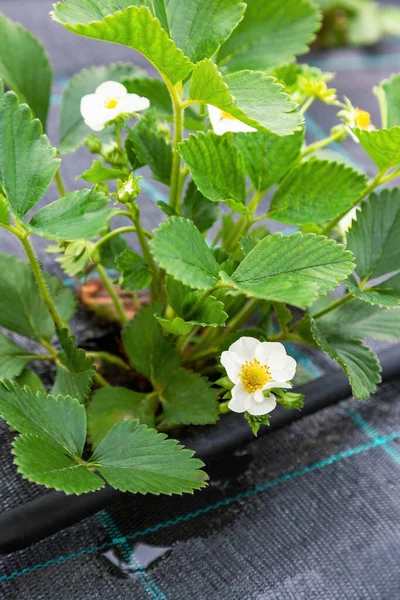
left=1, top=343, right=400, bottom=554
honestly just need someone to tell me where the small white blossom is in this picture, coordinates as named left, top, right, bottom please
left=221, top=337, right=296, bottom=416
left=80, top=81, right=150, bottom=131
left=208, top=105, right=257, bottom=136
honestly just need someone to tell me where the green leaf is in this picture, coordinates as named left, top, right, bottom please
left=116, top=248, right=152, bottom=291
left=0, top=13, right=52, bottom=127
left=347, top=189, right=400, bottom=283
left=92, top=419, right=207, bottom=494
left=122, top=304, right=181, bottom=383
left=182, top=180, right=219, bottom=233
left=52, top=0, right=147, bottom=23
left=99, top=232, right=128, bottom=269
left=88, top=387, right=155, bottom=447
left=309, top=317, right=381, bottom=399
left=0, top=333, right=34, bottom=379
left=229, top=232, right=355, bottom=307
left=374, top=74, right=400, bottom=129
left=166, top=277, right=228, bottom=327
left=189, top=59, right=302, bottom=136
left=355, top=127, right=400, bottom=171
left=217, top=0, right=321, bottom=72
left=51, top=331, right=95, bottom=403
left=156, top=315, right=193, bottom=336
left=152, top=217, right=221, bottom=290
left=13, top=434, right=104, bottom=494
left=160, top=367, right=219, bottom=426
left=0, top=380, right=87, bottom=455
left=0, top=87, right=59, bottom=217
left=59, top=63, right=145, bottom=154
left=53, top=5, right=194, bottom=85
left=316, top=298, right=400, bottom=342
left=269, top=160, right=367, bottom=225
left=160, top=0, right=246, bottom=63
left=29, top=189, right=114, bottom=241
left=275, top=391, right=304, bottom=411
left=15, top=369, right=46, bottom=394
left=0, top=253, right=76, bottom=341
left=347, top=276, right=400, bottom=309
left=79, top=160, right=126, bottom=183
left=179, top=132, right=246, bottom=208
left=128, top=111, right=172, bottom=185
left=234, top=130, right=303, bottom=192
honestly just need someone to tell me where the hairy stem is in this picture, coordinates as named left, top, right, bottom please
left=54, top=169, right=67, bottom=197
left=131, top=207, right=162, bottom=302
left=168, top=83, right=184, bottom=213
left=96, top=263, right=128, bottom=326
left=311, top=293, right=354, bottom=320
left=93, top=226, right=138, bottom=252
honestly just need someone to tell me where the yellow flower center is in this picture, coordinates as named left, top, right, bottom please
left=239, top=359, right=271, bottom=393
left=354, top=108, right=371, bottom=129
left=104, top=97, right=119, bottom=109
left=221, top=110, right=237, bottom=121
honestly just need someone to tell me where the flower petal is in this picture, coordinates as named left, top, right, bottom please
left=228, top=383, right=250, bottom=413
left=80, top=94, right=98, bottom=120
left=207, top=105, right=222, bottom=128
left=268, top=354, right=297, bottom=382
left=221, top=118, right=256, bottom=134
left=247, top=393, right=277, bottom=416
left=95, top=81, right=127, bottom=99
left=220, top=351, right=242, bottom=384
left=120, top=94, right=150, bottom=113
left=228, top=336, right=260, bottom=362
left=263, top=381, right=292, bottom=391
left=254, top=389, right=264, bottom=403
left=255, top=341, right=287, bottom=364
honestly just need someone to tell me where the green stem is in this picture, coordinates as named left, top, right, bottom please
left=96, top=263, right=128, bottom=326
left=93, top=226, right=138, bottom=252
left=131, top=208, right=161, bottom=301
left=223, top=189, right=265, bottom=252
left=168, top=83, right=184, bottom=213
left=115, top=120, right=122, bottom=151
left=54, top=170, right=67, bottom=197
left=299, top=96, right=314, bottom=115
left=94, top=372, right=111, bottom=388
left=20, top=234, right=67, bottom=332
left=300, top=128, right=347, bottom=159
left=311, top=293, right=353, bottom=320
left=87, top=351, right=131, bottom=371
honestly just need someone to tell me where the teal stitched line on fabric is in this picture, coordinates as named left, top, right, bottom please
left=98, top=511, right=167, bottom=600
left=1, top=431, right=400, bottom=584
left=342, top=406, right=400, bottom=465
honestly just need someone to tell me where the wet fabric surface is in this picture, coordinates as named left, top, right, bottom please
left=0, top=1, right=400, bottom=598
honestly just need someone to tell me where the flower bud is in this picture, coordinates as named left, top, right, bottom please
left=85, top=135, right=102, bottom=154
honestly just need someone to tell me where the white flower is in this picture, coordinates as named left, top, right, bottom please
left=80, top=81, right=150, bottom=131
left=208, top=105, right=257, bottom=136
left=339, top=206, right=359, bottom=237
left=221, top=337, right=296, bottom=416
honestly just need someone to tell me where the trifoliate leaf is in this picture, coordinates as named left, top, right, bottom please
left=189, top=59, right=302, bottom=136
left=160, top=367, right=219, bottom=426
left=88, top=387, right=155, bottom=447
left=29, top=189, right=114, bottom=241
left=308, top=317, right=381, bottom=399
left=116, top=248, right=152, bottom=291
left=59, top=63, right=144, bottom=154
left=347, top=189, right=400, bottom=283
left=355, top=127, right=400, bottom=171
left=128, top=111, right=172, bottom=185
left=182, top=180, right=219, bottom=233
left=151, top=217, right=221, bottom=290
left=217, top=0, right=321, bottom=72
left=0, top=380, right=87, bottom=455
left=0, top=333, right=35, bottom=379
left=0, top=13, right=52, bottom=127
left=0, top=86, right=59, bottom=217
left=79, top=160, right=126, bottom=183
left=315, top=298, right=400, bottom=342
left=160, top=0, right=246, bottom=63
left=51, top=331, right=95, bottom=403
left=374, top=73, right=400, bottom=128
left=179, top=132, right=246, bottom=208
left=269, top=160, right=367, bottom=226
left=92, top=419, right=208, bottom=494
left=53, top=5, right=194, bottom=85
left=166, top=277, right=228, bottom=327
left=122, top=304, right=181, bottom=383
left=0, top=252, right=76, bottom=341
left=234, top=130, right=304, bottom=192
left=229, top=232, right=355, bottom=307
left=13, top=434, right=104, bottom=494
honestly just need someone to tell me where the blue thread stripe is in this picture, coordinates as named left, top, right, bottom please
left=343, top=407, right=400, bottom=465
left=98, top=511, right=167, bottom=600
left=1, top=431, right=399, bottom=584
